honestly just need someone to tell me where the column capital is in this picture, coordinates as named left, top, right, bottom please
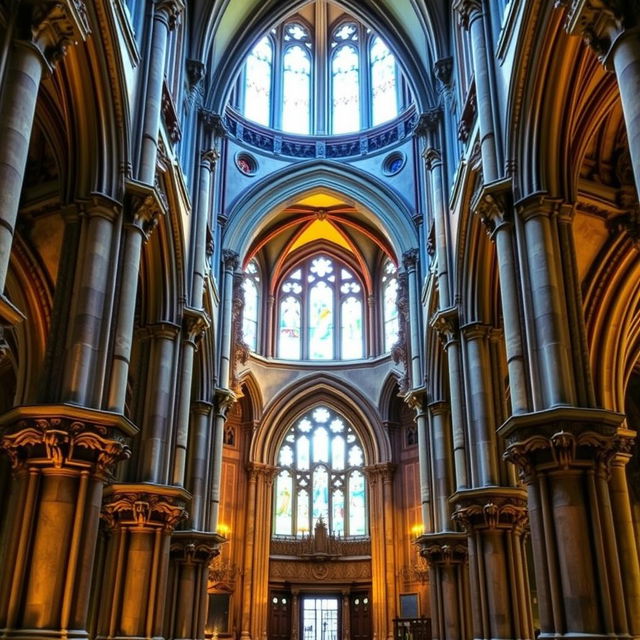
left=364, top=462, right=396, bottom=484
left=183, top=307, right=210, bottom=347
left=147, top=321, right=181, bottom=340
left=125, top=180, right=167, bottom=240
left=414, top=108, right=442, bottom=138
left=416, top=532, right=468, bottom=566
left=515, top=191, right=566, bottom=222
left=29, top=0, right=90, bottom=69
left=431, top=307, right=460, bottom=347
left=471, top=178, right=513, bottom=238
left=434, top=57, right=453, bottom=93
left=247, top=461, right=279, bottom=485
left=422, top=146, right=442, bottom=172
left=199, top=109, right=227, bottom=137
left=499, top=406, right=634, bottom=483
left=222, top=248, right=240, bottom=271
left=102, top=483, right=190, bottom=532
left=0, top=404, right=136, bottom=474
left=81, top=192, right=122, bottom=223
left=557, top=0, right=640, bottom=65
left=428, top=401, right=450, bottom=417
left=214, top=387, right=237, bottom=417
left=451, top=487, right=529, bottom=534
left=402, top=248, right=419, bottom=270
left=154, top=0, right=185, bottom=29
left=452, top=0, right=483, bottom=29
left=201, top=148, right=220, bottom=172
left=170, top=530, right=226, bottom=564
left=460, top=321, right=492, bottom=341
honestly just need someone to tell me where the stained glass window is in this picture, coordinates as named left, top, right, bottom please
left=382, top=259, right=399, bottom=352
left=273, top=406, right=368, bottom=537
left=331, top=44, right=360, bottom=134
left=242, top=260, right=260, bottom=351
left=370, top=36, right=398, bottom=125
left=277, top=255, right=364, bottom=360
left=283, top=23, right=312, bottom=134
left=243, top=36, right=272, bottom=126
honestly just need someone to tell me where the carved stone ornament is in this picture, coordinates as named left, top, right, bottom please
left=430, top=307, right=459, bottom=348
left=499, top=406, right=634, bottom=483
left=162, top=82, right=181, bottom=144
left=414, top=108, right=442, bottom=138
left=199, top=109, right=226, bottom=139
left=30, top=0, right=90, bottom=69
left=102, top=483, right=190, bottom=532
left=451, top=488, right=529, bottom=535
left=223, top=249, right=239, bottom=272
left=231, top=272, right=250, bottom=391
left=170, top=531, right=225, bottom=564
left=458, top=85, right=477, bottom=143
left=154, top=0, right=185, bottom=30
left=186, top=59, right=206, bottom=89
left=471, top=178, right=513, bottom=239
left=416, top=533, right=468, bottom=566
left=125, top=179, right=167, bottom=240
left=0, top=405, right=136, bottom=474
left=183, top=307, right=210, bottom=348
left=391, top=272, right=410, bottom=394
left=452, top=0, right=483, bottom=28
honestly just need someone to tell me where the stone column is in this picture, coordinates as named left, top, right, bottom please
left=402, top=249, right=423, bottom=385
left=107, top=184, right=165, bottom=413
left=0, top=1, right=88, bottom=307
left=167, top=532, right=224, bottom=640
left=417, top=534, right=470, bottom=640
left=501, top=407, right=638, bottom=640
left=98, top=484, right=190, bottom=640
left=171, top=308, right=210, bottom=486
left=451, top=488, right=532, bottom=640
left=291, top=590, right=300, bottom=640
left=0, top=406, right=135, bottom=640
left=341, top=589, right=350, bottom=640
left=138, top=323, right=181, bottom=485
left=186, top=401, right=214, bottom=531
left=431, top=309, right=469, bottom=490
left=138, top=0, right=185, bottom=185
left=61, top=194, right=121, bottom=407
left=561, top=1, right=640, bottom=194
left=473, top=182, right=529, bottom=414
left=428, top=402, right=455, bottom=533
left=453, top=0, right=499, bottom=182
left=240, top=466, right=259, bottom=640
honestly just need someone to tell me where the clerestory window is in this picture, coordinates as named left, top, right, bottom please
left=273, top=406, right=368, bottom=538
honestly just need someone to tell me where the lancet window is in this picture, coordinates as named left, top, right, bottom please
left=273, top=406, right=368, bottom=538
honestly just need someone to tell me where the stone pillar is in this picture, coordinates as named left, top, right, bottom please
left=167, top=532, right=224, bottom=640
left=240, top=466, right=259, bottom=640
left=501, top=407, right=638, bottom=640
left=428, top=402, right=455, bottom=532
left=98, top=484, right=189, bottom=640
left=139, top=323, right=181, bottom=485
left=341, top=589, right=350, bottom=640
left=0, top=1, right=88, bottom=306
left=417, top=534, right=470, bottom=640
left=453, top=0, right=499, bottom=182
left=138, top=0, right=185, bottom=185
left=473, top=182, right=529, bottom=414
left=431, top=309, right=469, bottom=490
left=107, top=184, right=165, bottom=413
left=451, top=488, right=533, bottom=640
left=402, top=249, right=423, bottom=385
left=561, top=1, right=640, bottom=194
left=407, top=391, right=433, bottom=532
left=61, top=195, right=121, bottom=407
left=291, top=590, right=300, bottom=640
left=187, top=401, right=213, bottom=531
left=0, top=406, right=135, bottom=640
left=171, top=308, right=210, bottom=486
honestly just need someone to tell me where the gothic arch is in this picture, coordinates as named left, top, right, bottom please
left=250, top=373, right=391, bottom=467
left=223, top=161, right=417, bottom=259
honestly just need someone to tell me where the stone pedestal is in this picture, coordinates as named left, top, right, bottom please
left=417, top=533, right=470, bottom=640
left=501, top=406, right=638, bottom=639
left=451, top=487, right=533, bottom=640
left=0, top=405, right=135, bottom=640
left=167, top=531, right=225, bottom=640
left=97, top=484, right=190, bottom=640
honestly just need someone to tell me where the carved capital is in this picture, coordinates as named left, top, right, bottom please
left=214, top=387, right=237, bottom=418
left=515, top=192, right=563, bottom=223
left=247, top=462, right=278, bottom=486
left=30, top=0, right=90, bottom=69
left=170, top=531, right=225, bottom=564
left=499, top=406, right=634, bottom=483
left=364, top=462, right=396, bottom=484
left=147, top=321, right=181, bottom=341
left=154, top=0, right=185, bottom=30
left=183, top=307, right=210, bottom=347
left=422, top=146, right=442, bottom=172
left=472, top=178, right=513, bottom=238
left=558, top=0, right=640, bottom=65
left=434, top=57, right=453, bottom=91
left=453, top=0, right=483, bottom=29
left=201, top=148, right=220, bottom=172
left=402, top=248, right=419, bottom=270
left=460, top=322, right=492, bottom=342
left=416, top=532, right=468, bottom=566
left=414, top=108, right=442, bottom=137
left=222, top=249, right=239, bottom=272
left=0, top=405, right=136, bottom=474
left=102, top=483, right=190, bottom=532
left=186, top=59, right=206, bottom=89
left=451, top=488, right=529, bottom=534
left=430, top=307, right=459, bottom=347
left=125, top=180, right=166, bottom=240
left=199, top=109, right=226, bottom=138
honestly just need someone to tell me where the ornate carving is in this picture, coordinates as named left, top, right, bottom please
left=201, top=148, right=220, bottom=172
left=458, top=85, right=477, bottom=143
left=270, top=522, right=371, bottom=559
left=451, top=489, right=529, bottom=534
left=269, top=558, right=371, bottom=581
left=162, top=82, right=181, bottom=144
left=452, top=0, right=483, bottom=28
left=430, top=307, right=459, bottom=348
left=414, top=108, right=441, bottom=137
left=102, top=484, right=189, bottom=532
left=125, top=180, right=166, bottom=240
left=417, top=533, right=468, bottom=566
left=199, top=109, right=226, bottom=138
left=222, top=249, right=239, bottom=271
left=391, top=272, right=410, bottom=394
left=171, top=531, right=224, bottom=564
left=209, top=555, right=239, bottom=587
left=154, top=0, right=185, bottom=30
left=434, top=57, right=453, bottom=93
left=0, top=410, right=132, bottom=474
left=186, top=59, right=206, bottom=90
left=423, top=147, right=442, bottom=172
left=183, top=307, right=210, bottom=347
left=472, top=178, right=513, bottom=239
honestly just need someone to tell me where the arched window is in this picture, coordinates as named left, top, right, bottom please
left=243, top=36, right=273, bottom=126
left=274, top=406, right=367, bottom=537
left=278, top=255, right=364, bottom=360
left=382, top=259, right=399, bottom=352
left=242, top=260, right=260, bottom=351
left=370, top=36, right=398, bottom=126
left=331, top=24, right=360, bottom=134
left=282, top=23, right=312, bottom=134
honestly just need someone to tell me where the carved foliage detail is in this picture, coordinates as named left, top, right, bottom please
left=102, top=491, right=188, bottom=532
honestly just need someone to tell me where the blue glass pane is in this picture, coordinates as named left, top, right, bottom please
left=309, top=281, right=333, bottom=359
left=349, top=471, right=366, bottom=536
left=312, top=467, right=329, bottom=528
left=332, top=489, right=345, bottom=535
left=279, top=296, right=301, bottom=359
left=274, top=471, right=293, bottom=535
left=242, top=278, right=258, bottom=351
left=332, top=45, right=360, bottom=134
left=341, top=296, right=363, bottom=359
left=297, top=488, right=310, bottom=535
left=283, top=45, right=311, bottom=134
left=244, top=36, right=272, bottom=126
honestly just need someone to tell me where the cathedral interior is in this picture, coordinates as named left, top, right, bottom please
left=0, top=1, right=640, bottom=640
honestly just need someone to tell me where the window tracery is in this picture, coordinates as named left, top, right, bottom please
left=274, top=406, right=367, bottom=538
left=242, top=260, right=260, bottom=351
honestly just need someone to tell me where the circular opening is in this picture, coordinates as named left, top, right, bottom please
left=236, top=152, right=258, bottom=176
left=382, top=151, right=405, bottom=176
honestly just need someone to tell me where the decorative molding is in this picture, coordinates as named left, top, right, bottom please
left=269, top=557, right=371, bottom=581
left=414, top=108, right=442, bottom=138
left=430, top=307, right=460, bottom=348
left=183, top=307, right=210, bottom=347
left=162, top=81, right=181, bottom=144
left=125, top=179, right=167, bottom=240
left=416, top=532, right=468, bottom=566
left=391, top=272, right=410, bottom=394
left=458, top=83, right=477, bottom=143
left=222, top=249, right=239, bottom=271
left=170, top=530, right=225, bottom=564
left=154, top=0, right=185, bottom=30
left=452, top=0, right=483, bottom=29
left=102, top=483, right=190, bottom=531
left=471, top=178, right=513, bottom=238
left=0, top=405, right=136, bottom=474
left=451, top=488, right=529, bottom=534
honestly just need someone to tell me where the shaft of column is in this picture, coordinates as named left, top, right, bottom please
left=240, top=467, right=259, bottom=640
left=139, top=323, right=180, bottom=484
left=62, top=196, right=121, bottom=408
left=186, top=401, right=213, bottom=530
left=219, top=251, right=239, bottom=389
left=403, top=249, right=423, bottom=385
left=0, top=407, right=134, bottom=640
left=208, top=407, right=226, bottom=533
left=429, top=402, right=454, bottom=531
left=415, top=407, right=433, bottom=532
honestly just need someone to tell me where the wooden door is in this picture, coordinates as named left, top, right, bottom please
left=349, top=592, right=371, bottom=640
left=269, top=591, right=291, bottom=640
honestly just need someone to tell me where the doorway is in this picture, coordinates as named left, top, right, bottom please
left=302, top=597, right=339, bottom=640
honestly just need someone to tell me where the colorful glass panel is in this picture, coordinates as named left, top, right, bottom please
left=370, top=36, right=398, bottom=125
left=341, top=296, right=363, bottom=359
left=383, top=261, right=399, bottom=352
left=241, top=278, right=258, bottom=351
left=297, top=435, right=310, bottom=470
left=244, top=36, right=272, bottom=126
left=297, top=488, right=310, bottom=535
left=274, top=471, right=293, bottom=535
left=313, top=427, right=329, bottom=462
left=279, top=296, right=301, bottom=359
left=309, top=281, right=333, bottom=359
left=332, top=44, right=360, bottom=133
left=312, top=467, right=329, bottom=527
left=332, top=489, right=345, bottom=534
left=331, top=436, right=345, bottom=470
left=283, top=45, right=311, bottom=134
left=349, top=471, right=366, bottom=535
